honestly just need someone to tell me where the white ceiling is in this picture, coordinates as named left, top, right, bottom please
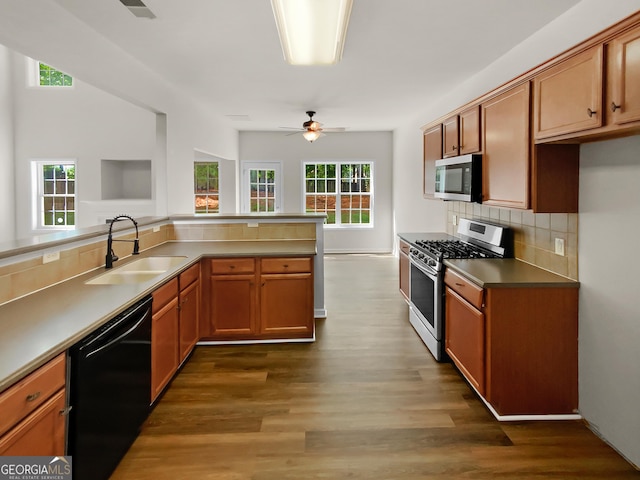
left=47, top=0, right=582, bottom=131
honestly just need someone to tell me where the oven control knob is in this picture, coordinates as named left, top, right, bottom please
left=428, top=259, right=436, bottom=267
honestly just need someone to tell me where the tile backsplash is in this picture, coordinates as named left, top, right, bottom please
left=447, top=202, right=578, bottom=280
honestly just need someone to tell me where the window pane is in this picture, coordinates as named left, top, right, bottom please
left=317, top=180, right=326, bottom=193
left=327, top=179, right=336, bottom=193
left=327, top=164, right=336, bottom=178
left=305, top=164, right=315, bottom=178
left=306, top=179, right=315, bottom=193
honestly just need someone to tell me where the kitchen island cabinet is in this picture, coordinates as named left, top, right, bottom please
left=444, top=261, right=579, bottom=419
left=0, top=354, right=66, bottom=455
left=204, top=256, right=315, bottom=342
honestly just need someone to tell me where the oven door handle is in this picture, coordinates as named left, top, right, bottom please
left=409, top=255, right=439, bottom=279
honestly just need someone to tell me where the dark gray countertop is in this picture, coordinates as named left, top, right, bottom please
left=0, top=240, right=316, bottom=392
left=445, top=258, right=579, bottom=288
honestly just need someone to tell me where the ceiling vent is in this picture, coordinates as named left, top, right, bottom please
left=119, top=0, right=156, bottom=19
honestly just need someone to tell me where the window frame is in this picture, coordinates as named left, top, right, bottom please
left=303, top=161, right=374, bottom=229
left=33, top=160, right=77, bottom=231
left=194, top=161, right=220, bottom=214
left=27, top=58, right=74, bottom=88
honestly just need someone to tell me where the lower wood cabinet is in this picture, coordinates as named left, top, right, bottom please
left=0, top=353, right=67, bottom=455
left=204, top=256, right=314, bottom=341
left=151, top=263, right=201, bottom=403
left=151, top=278, right=180, bottom=403
left=444, top=268, right=578, bottom=417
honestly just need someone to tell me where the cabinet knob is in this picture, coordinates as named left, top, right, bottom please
left=611, top=102, right=621, bottom=112
left=587, top=108, right=597, bottom=118
left=26, top=392, right=41, bottom=402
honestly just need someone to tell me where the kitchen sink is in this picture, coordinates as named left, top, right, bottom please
left=85, top=256, right=187, bottom=285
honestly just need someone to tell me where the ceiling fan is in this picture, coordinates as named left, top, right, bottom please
left=281, top=111, right=346, bottom=142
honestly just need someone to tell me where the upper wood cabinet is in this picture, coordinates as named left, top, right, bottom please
left=459, top=105, right=481, bottom=154
left=609, top=24, right=640, bottom=125
left=533, top=45, right=604, bottom=140
left=442, top=115, right=460, bottom=157
left=441, top=106, right=481, bottom=158
left=422, top=124, right=442, bottom=199
left=481, top=83, right=531, bottom=209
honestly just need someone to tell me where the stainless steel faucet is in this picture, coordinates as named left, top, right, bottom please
left=106, top=215, right=140, bottom=269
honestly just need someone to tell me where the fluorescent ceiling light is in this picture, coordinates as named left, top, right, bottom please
left=271, top=0, right=353, bottom=65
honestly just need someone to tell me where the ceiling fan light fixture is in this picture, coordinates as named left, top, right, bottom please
left=271, top=0, right=353, bottom=66
left=303, top=130, right=322, bottom=142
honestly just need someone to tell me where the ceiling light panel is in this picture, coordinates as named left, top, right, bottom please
left=271, top=0, right=353, bottom=65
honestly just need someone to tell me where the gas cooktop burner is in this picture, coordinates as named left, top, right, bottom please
left=414, top=239, right=498, bottom=260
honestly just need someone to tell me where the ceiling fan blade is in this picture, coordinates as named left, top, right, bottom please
left=279, top=126, right=304, bottom=130
left=285, top=131, right=302, bottom=136
left=322, top=127, right=347, bottom=132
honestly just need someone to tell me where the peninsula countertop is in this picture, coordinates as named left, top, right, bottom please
left=0, top=240, right=316, bottom=393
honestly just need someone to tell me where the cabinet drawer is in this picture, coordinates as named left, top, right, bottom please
left=399, top=239, right=410, bottom=255
left=0, top=354, right=65, bottom=437
left=152, top=277, right=178, bottom=313
left=179, top=263, right=200, bottom=289
left=211, top=258, right=255, bottom=274
left=261, top=257, right=311, bottom=274
left=445, top=269, right=483, bottom=309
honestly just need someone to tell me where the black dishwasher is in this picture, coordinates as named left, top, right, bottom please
left=68, top=295, right=152, bottom=480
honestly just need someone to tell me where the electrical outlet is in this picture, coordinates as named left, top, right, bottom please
left=153, top=226, right=160, bottom=232
left=43, top=251, right=60, bottom=264
left=452, top=214, right=458, bottom=226
left=247, top=222, right=259, bottom=228
left=554, top=238, right=565, bottom=256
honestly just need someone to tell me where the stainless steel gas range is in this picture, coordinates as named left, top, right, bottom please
left=402, top=219, right=512, bottom=361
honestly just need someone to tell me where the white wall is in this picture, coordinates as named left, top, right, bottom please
left=579, top=136, right=640, bottom=467
left=0, top=45, right=15, bottom=243
left=0, top=1, right=239, bottom=239
left=240, top=131, right=393, bottom=253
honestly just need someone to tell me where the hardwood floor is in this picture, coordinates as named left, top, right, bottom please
left=112, top=254, right=639, bottom=479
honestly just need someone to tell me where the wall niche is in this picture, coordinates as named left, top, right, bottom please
left=101, top=159, right=152, bottom=200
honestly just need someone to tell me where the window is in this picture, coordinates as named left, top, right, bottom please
left=194, top=162, right=219, bottom=213
left=35, top=161, right=76, bottom=229
left=241, top=162, right=282, bottom=213
left=304, top=162, right=372, bottom=226
left=38, top=62, right=73, bottom=87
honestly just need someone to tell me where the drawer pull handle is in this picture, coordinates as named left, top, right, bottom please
left=587, top=108, right=597, bottom=118
left=455, top=282, right=465, bottom=287
left=611, top=102, right=621, bottom=112
left=26, top=392, right=41, bottom=402
left=229, top=265, right=235, bottom=269
left=283, top=264, right=289, bottom=268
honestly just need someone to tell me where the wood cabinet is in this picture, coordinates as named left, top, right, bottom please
left=423, top=124, right=442, bottom=198
left=398, top=239, right=410, bottom=302
left=178, top=263, right=200, bottom=363
left=209, top=258, right=257, bottom=338
left=442, top=115, right=460, bottom=157
left=260, top=258, right=313, bottom=337
left=151, top=278, right=180, bottom=402
left=0, top=354, right=66, bottom=455
left=481, top=83, right=530, bottom=209
left=459, top=105, right=481, bottom=154
left=444, top=268, right=578, bottom=417
left=533, top=45, right=603, bottom=140
left=206, top=256, right=314, bottom=341
left=609, top=24, right=640, bottom=125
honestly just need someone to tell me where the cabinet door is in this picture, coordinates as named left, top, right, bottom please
left=442, top=115, right=460, bottom=157
left=423, top=124, right=442, bottom=198
left=445, top=287, right=485, bottom=395
left=610, top=25, right=640, bottom=125
left=481, top=83, right=530, bottom=209
left=151, top=297, right=179, bottom=402
left=210, top=275, right=257, bottom=337
left=179, top=280, right=199, bottom=363
left=0, top=389, right=66, bottom=456
left=399, top=240, right=410, bottom=301
left=260, top=273, right=313, bottom=337
left=459, top=105, right=481, bottom=154
left=533, top=45, right=603, bottom=139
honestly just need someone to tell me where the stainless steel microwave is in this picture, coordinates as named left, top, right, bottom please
left=434, top=154, right=482, bottom=203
